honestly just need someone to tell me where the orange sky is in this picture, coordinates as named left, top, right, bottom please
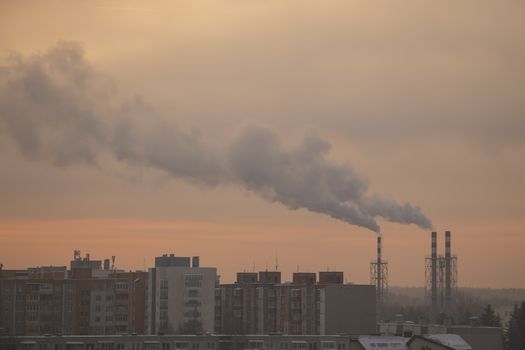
left=0, top=1, right=524, bottom=288
left=1, top=217, right=524, bottom=287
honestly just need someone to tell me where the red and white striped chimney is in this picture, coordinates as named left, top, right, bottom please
left=431, top=231, right=438, bottom=316
left=445, top=230, right=452, bottom=307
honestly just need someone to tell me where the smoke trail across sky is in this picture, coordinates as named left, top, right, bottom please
left=0, top=42, right=433, bottom=233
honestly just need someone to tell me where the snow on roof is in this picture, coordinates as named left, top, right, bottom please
left=424, top=334, right=472, bottom=350
left=357, top=336, right=409, bottom=350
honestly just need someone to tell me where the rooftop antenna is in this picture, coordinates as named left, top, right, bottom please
left=111, top=256, right=116, bottom=271
left=252, top=262, right=255, bottom=272
left=275, top=249, right=279, bottom=271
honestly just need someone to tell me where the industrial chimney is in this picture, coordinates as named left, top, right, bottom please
left=377, top=235, right=382, bottom=270
left=377, top=235, right=382, bottom=303
left=370, top=234, right=388, bottom=320
left=445, top=230, right=452, bottom=311
left=431, top=231, right=438, bottom=319
left=426, top=230, right=458, bottom=320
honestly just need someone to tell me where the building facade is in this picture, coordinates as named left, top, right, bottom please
left=215, top=271, right=376, bottom=336
left=147, top=254, right=217, bottom=335
left=0, top=262, right=147, bottom=336
left=0, top=334, right=355, bottom=350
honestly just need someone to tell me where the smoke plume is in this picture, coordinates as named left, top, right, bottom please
left=0, top=42, right=433, bottom=233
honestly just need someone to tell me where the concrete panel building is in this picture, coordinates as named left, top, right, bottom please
left=0, top=265, right=148, bottom=336
left=147, top=254, right=217, bottom=334
left=322, top=285, right=376, bottom=336
left=215, top=271, right=376, bottom=335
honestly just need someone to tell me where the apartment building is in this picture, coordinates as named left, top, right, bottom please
left=215, top=271, right=376, bottom=335
left=0, top=262, right=147, bottom=336
left=146, top=254, right=217, bottom=335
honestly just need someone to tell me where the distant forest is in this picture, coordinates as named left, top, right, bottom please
left=389, top=287, right=525, bottom=306
left=383, top=287, right=525, bottom=326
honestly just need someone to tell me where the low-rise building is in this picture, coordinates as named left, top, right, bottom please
left=0, top=334, right=353, bottom=350
left=378, top=322, right=503, bottom=350
left=407, top=334, right=472, bottom=350
left=351, top=336, right=408, bottom=350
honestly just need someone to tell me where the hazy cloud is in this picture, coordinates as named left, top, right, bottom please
left=0, top=42, right=433, bottom=232
left=0, top=42, right=109, bottom=165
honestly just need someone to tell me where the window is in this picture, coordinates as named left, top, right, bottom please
left=116, top=293, right=128, bottom=300
left=160, top=310, right=168, bottom=321
left=116, top=315, right=128, bottom=322
left=116, top=283, right=129, bottom=289
left=185, top=299, right=201, bottom=307
left=144, top=344, right=161, bottom=350
left=184, top=310, right=201, bottom=318
left=185, top=274, right=203, bottom=288
left=292, top=344, right=307, bottom=350
left=187, top=290, right=200, bottom=298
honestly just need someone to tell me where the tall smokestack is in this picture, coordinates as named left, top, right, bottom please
left=377, top=235, right=382, bottom=263
left=371, top=234, right=388, bottom=320
left=431, top=231, right=438, bottom=318
left=377, top=235, right=382, bottom=290
left=445, top=230, right=451, bottom=310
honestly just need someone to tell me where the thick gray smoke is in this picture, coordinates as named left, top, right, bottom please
left=0, top=42, right=433, bottom=232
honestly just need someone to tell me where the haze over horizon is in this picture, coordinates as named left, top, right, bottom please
left=0, top=1, right=524, bottom=288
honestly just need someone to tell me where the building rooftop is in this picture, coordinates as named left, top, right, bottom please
left=408, top=334, right=472, bottom=350
left=356, top=336, right=408, bottom=350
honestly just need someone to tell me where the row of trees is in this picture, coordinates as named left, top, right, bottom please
left=505, top=302, right=525, bottom=350
left=456, top=302, right=525, bottom=350
left=384, top=296, right=525, bottom=350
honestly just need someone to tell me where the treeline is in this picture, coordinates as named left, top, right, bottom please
left=388, top=286, right=525, bottom=307
left=383, top=292, right=525, bottom=349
